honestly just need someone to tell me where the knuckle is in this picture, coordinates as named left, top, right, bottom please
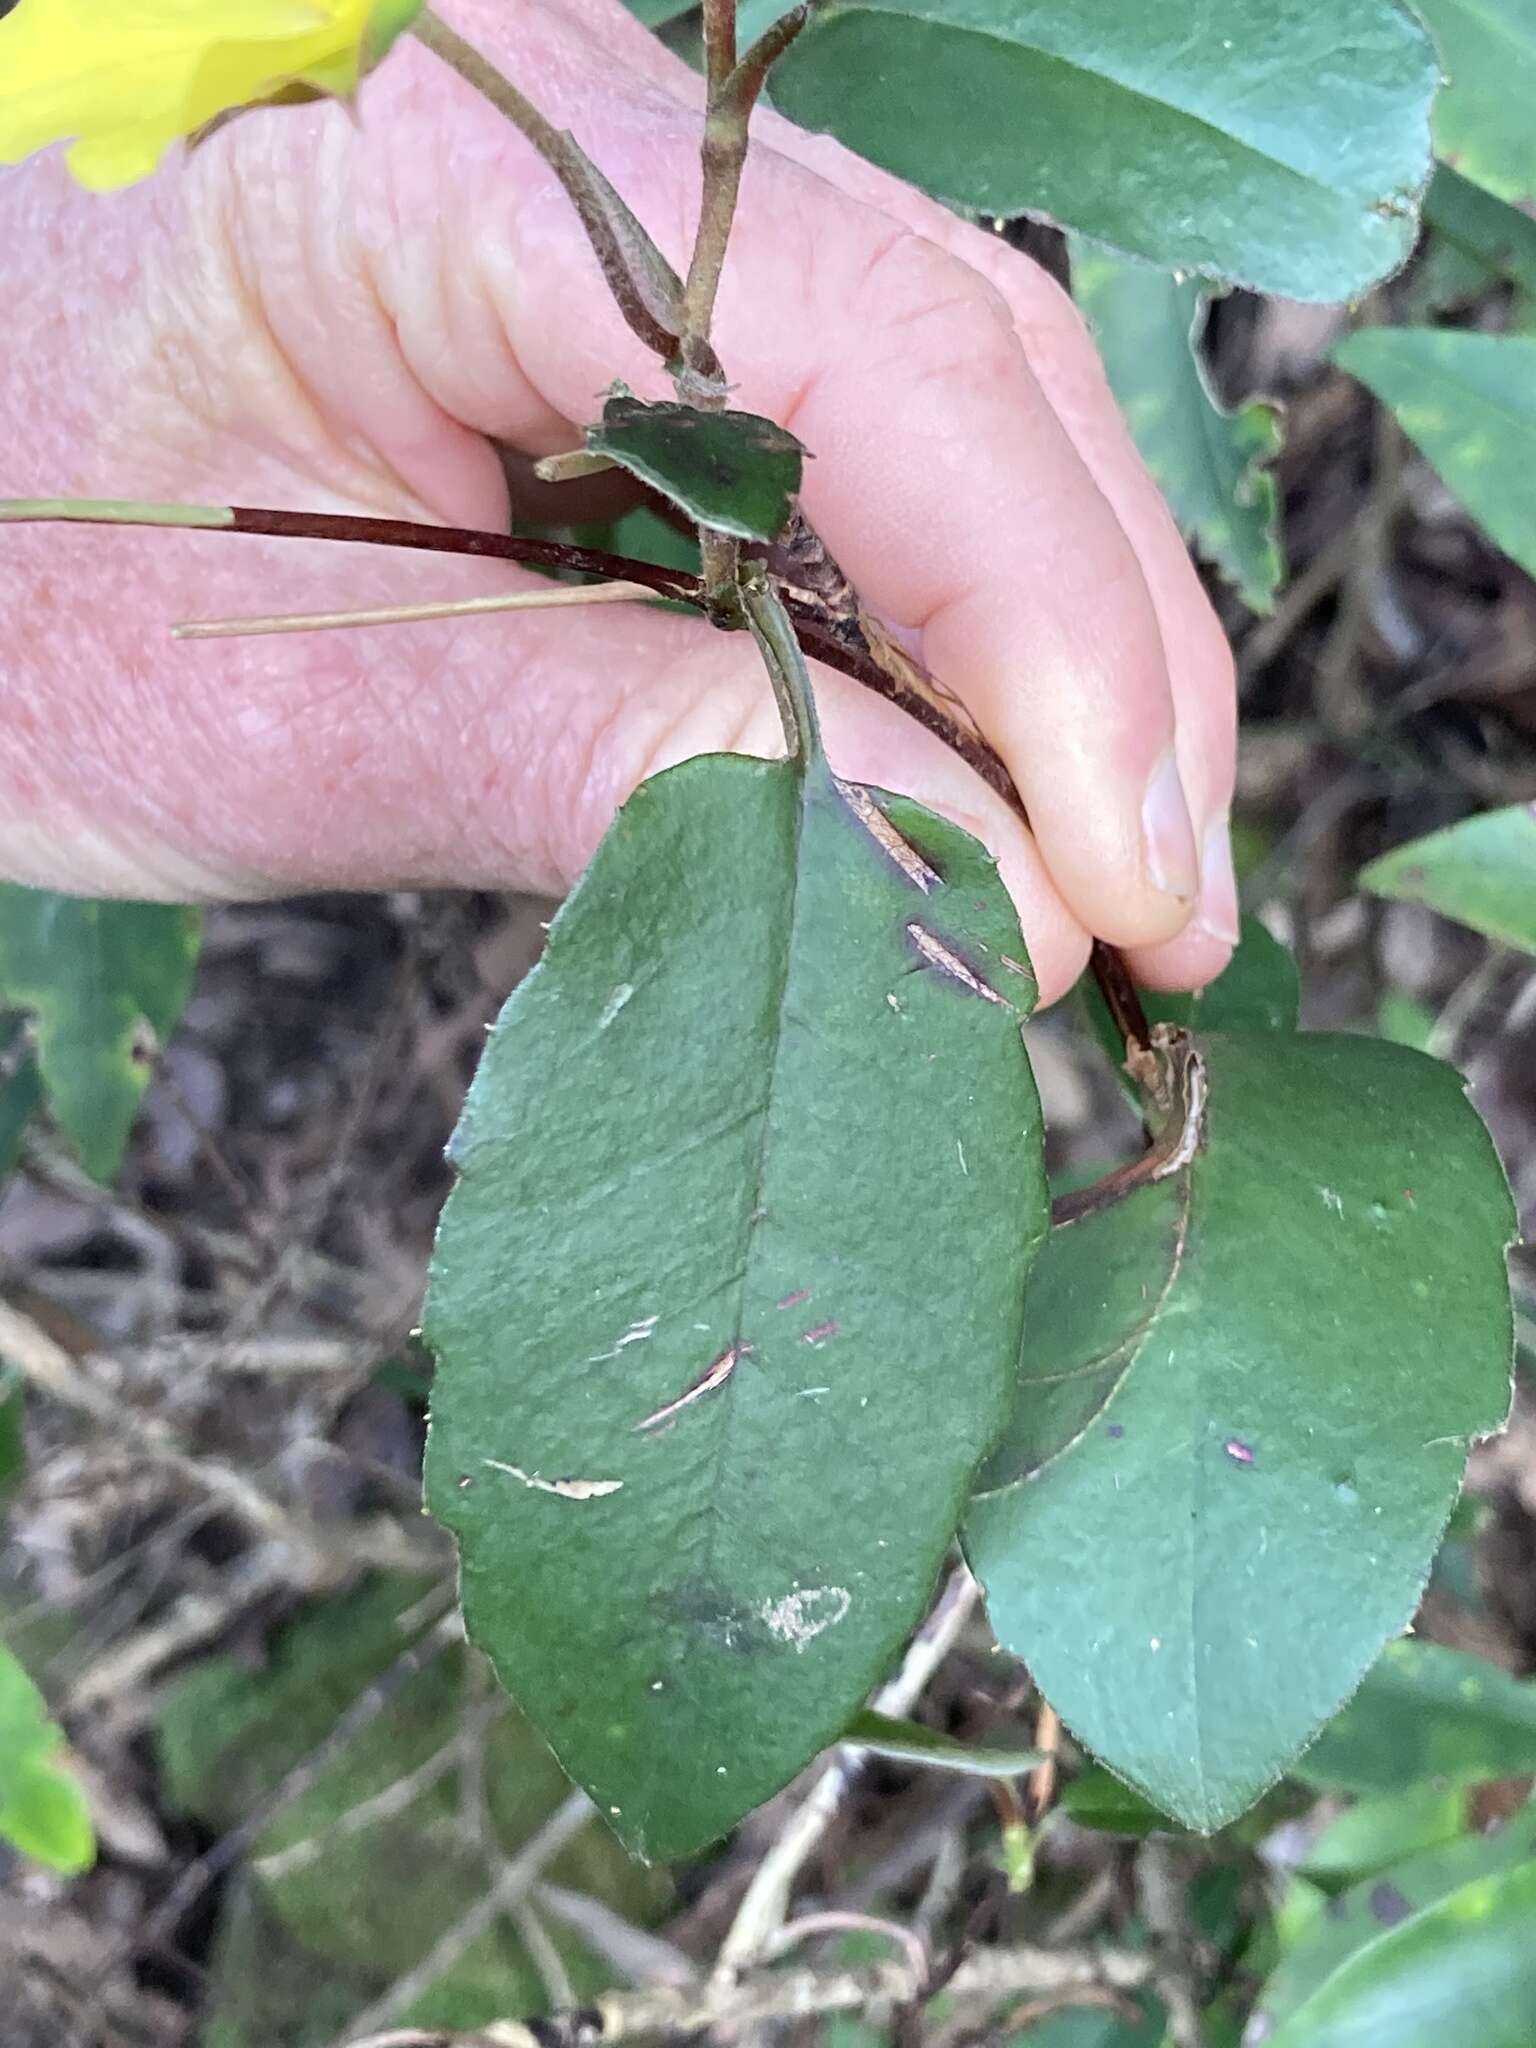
left=856, top=228, right=1020, bottom=387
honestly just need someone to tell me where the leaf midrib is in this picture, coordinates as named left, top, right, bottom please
left=659, top=761, right=821, bottom=1621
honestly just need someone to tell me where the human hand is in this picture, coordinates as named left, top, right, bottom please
left=0, top=0, right=1237, bottom=1006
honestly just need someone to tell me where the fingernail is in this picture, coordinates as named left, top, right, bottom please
left=1195, top=819, right=1241, bottom=946
left=1140, top=748, right=1199, bottom=901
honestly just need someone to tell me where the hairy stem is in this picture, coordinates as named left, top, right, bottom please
left=681, top=0, right=744, bottom=356
left=679, top=3, right=812, bottom=361
left=699, top=528, right=741, bottom=610
left=701, top=0, right=737, bottom=87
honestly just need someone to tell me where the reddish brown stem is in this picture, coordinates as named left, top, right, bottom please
left=1089, top=939, right=1152, bottom=1056
left=5, top=495, right=1151, bottom=1061
left=223, top=506, right=689, bottom=592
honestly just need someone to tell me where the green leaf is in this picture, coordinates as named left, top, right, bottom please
left=586, top=395, right=803, bottom=542
left=845, top=1709, right=1042, bottom=1776
left=1359, top=805, right=1536, bottom=955
left=0, top=1758, right=96, bottom=1875
left=1405, top=231, right=1503, bottom=320
left=600, top=504, right=702, bottom=578
left=1264, top=1857, right=1536, bottom=2048
left=1300, top=1783, right=1471, bottom=1886
left=623, top=0, right=697, bottom=24
left=1153, top=916, right=1300, bottom=1034
left=160, top=1577, right=665, bottom=2045
left=1009, top=2004, right=1164, bottom=2048
left=1297, top=1638, right=1536, bottom=1793
left=824, top=2015, right=896, bottom=2048
left=0, top=888, right=202, bottom=1182
left=0, top=1642, right=95, bottom=1874
left=965, top=1032, right=1514, bottom=1833
left=1256, top=1801, right=1536, bottom=2034
left=0, top=1641, right=66, bottom=1796
left=1059, top=1768, right=1175, bottom=1837
left=425, top=744, right=1046, bottom=1863
left=976, top=1171, right=1187, bottom=1489
left=767, top=0, right=1437, bottom=300
left=1375, top=990, right=1437, bottom=1052
left=1414, top=0, right=1536, bottom=209
left=1080, top=915, right=1300, bottom=1091
left=736, top=0, right=797, bottom=41
left=0, top=1013, right=42, bottom=1178
left=1420, top=165, right=1536, bottom=300
left=1070, top=245, right=1282, bottom=611
left=1335, top=329, right=1536, bottom=579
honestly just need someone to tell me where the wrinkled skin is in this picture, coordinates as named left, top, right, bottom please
left=0, top=0, right=1239, bottom=1005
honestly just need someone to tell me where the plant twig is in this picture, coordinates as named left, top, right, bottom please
left=716, top=1564, right=978, bottom=1976
left=0, top=494, right=1026, bottom=809
left=167, top=1608, right=460, bottom=1925
left=0, top=1298, right=320, bottom=1569
left=1025, top=1701, right=1061, bottom=1823
left=701, top=0, right=738, bottom=88
left=72, top=1602, right=461, bottom=2044
left=761, top=1909, right=928, bottom=1984
left=1050, top=1028, right=1206, bottom=1228
left=1088, top=941, right=1152, bottom=1057
left=335, top=1941, right=1157, bottom=2046
left=1424, top=946, right=1512, bottom=1067
left=1135, top=1838, right=1209, bottom=2048
left=326, top=1791, right=596, bottom=2047
left=1238, top=527, right=1351, bottom=680
left=107, top=1335, right=379, bottom=1376
left=0, top=1294, right=446, bottom=1646
left=0, top=499, right=700, bottom=601
left=533, top=1883, right=698, bottom=1990
left=911, top=1821, right=967, bottom=1950
left=509, top=1898, right=578, bottom=2012
left=935, top=1984, right=1142, bottom=2047
left=64, top=1546, right=296, bottom=1715
left=174, top=579, right=659, bottom=640
left=681, top=0, right=810, bottom=604
left=256, top=1701, right=499, bottom=1882
left=681, top=2, right=811, bottom=361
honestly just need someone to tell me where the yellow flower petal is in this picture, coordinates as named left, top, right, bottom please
left=0, top=0, right=422, bottom=190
